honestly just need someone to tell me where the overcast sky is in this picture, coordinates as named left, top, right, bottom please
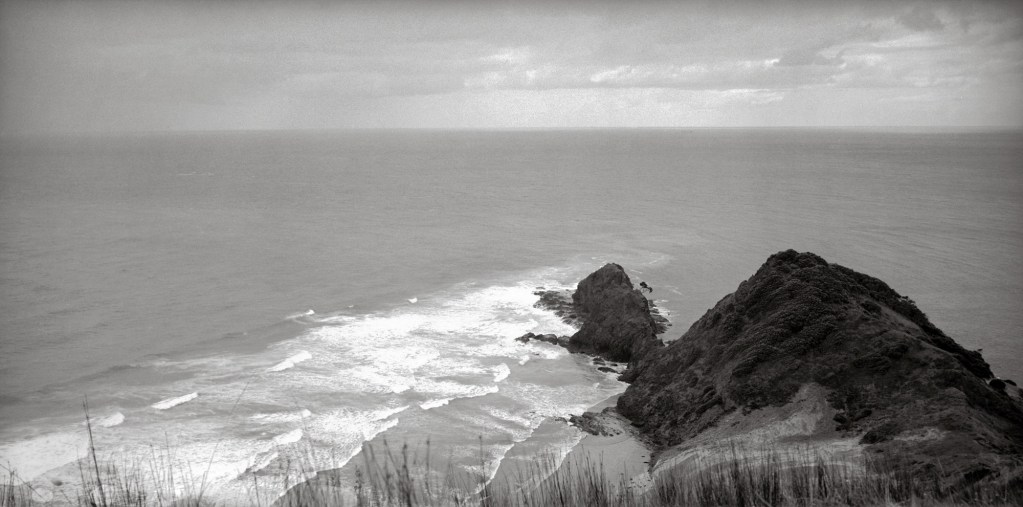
left=1, top=0, right=1021, bottom=133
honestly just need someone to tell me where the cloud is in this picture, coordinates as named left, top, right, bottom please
left=463, top=58, right=842, bottom=93
left=775, top=47, right=845, bottom=67
left=2, top=0, right=1021, bottom=132
left=898, top=5, right=945, bottom=32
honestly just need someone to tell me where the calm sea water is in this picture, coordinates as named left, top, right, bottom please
left=1, top=129, right=1021, bottom=501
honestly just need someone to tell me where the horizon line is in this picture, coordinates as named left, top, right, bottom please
left=4, top=125, right=1022, bottom=138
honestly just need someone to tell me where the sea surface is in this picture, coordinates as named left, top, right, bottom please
left=1, top=128, right=1021, bottom=502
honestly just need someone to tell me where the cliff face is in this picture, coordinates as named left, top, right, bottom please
left=567, top=263, right=663, bottom=365
left=608, top=250, right=1022, bottom=485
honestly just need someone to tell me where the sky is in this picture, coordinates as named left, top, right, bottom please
left=1, top=0, right=1021, bottom=133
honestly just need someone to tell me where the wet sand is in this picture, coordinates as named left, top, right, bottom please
left=490, top=394, right=653, bottom=496
left=557, top=395, right=653, bottom=490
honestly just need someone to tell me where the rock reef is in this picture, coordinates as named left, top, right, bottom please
left=547, top=251, right=1023, bottom=491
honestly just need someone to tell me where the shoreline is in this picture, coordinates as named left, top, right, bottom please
left=557, top=394, right=654, bottom=491
left=489, top=392, right=654, bottom=498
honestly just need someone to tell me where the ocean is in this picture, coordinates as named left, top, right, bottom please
left=1, top=128, right=1021, bottom=502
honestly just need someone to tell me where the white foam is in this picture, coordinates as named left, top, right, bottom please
left=0, top=431, right=86, bottom=480
left=251, top=408, right=313, bottom=424
left=306, top=312, right=357, bottom=324
left=271, top=428, right=303, bottom=446
left=373, top=405, right=410, bottom=421
left=151, top=355, right=237, bottom=371
left=415, top=380, right=499, bottom=400
left=138, top=435, right=277, bottom=499
left=520, top=342, right=567, bottom=360
left=245, top=451, right=279, bottom=475
left=303, top=406, right=408, bottom=461
left=286, top=309, right=316, bottom=321
left=364, top=346, right=438, bottom=370
left=345, top=366, right=415, bottom=393
left=249, top=408, right=308, bottom=423
left=408, top=297, right=418, bottom=304
left=89, top=268, right=591, bottom=502
left=420, top=398, right=453, bottom=410
left=152, top=392, right=198, bottom=410
left=312, top=405, right=408, bottom=434
left=369, top=417, right=400, bottom=441
left=95, top=412, right=125, bottom=428
left=267, top=350, right=313, bottom=372
left=500, top=379, right=620, bottom=424
left=461, top=442, right=517, bottom=491
left=481, top=406, right=533, bottom=432
left=492, top=363, right=511, bottom=383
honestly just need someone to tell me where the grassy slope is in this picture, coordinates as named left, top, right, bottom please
left=5, top=437, right=1022, bottom=506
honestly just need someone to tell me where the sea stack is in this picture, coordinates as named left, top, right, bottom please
left=568, top=251, right=1023, bottom=490
left=568, top=263, right=664, bottom=367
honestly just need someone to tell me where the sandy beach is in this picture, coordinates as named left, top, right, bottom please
left=560, top=395, right=654, bottom=490
left=490, top=393, right=654, bottom=497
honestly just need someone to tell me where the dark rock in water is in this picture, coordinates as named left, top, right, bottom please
left=515, top=332, right=570, bottom=348
left=568, top=263, right=664, bottom=365
left=529, top=265, right=665, bottom=369
left=597, top=366, right=617, bottom=373
left=515, top=332, right=535, bottom=344
left=610, top=250, right=1023, bottom=488
left=533, top=289, right=582, bottom=328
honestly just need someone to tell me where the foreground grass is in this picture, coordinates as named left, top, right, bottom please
left=2, top=407, right=1020, bottom=507
left=4, top=436, right=1022, bottom=507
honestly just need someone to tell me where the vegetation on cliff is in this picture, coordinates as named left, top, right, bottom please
left=614, top=250, right=1023, bottom=490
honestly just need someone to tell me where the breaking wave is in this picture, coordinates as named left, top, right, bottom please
left=420, top=398, right=452, bottom=410
left=267, top=350, right=313, bottom=372
left=95, top=412, right=125, bottom=428
left=151, top=392, right=198, bottom=410
left=271, top=428, right=303, bottom=446
left=492, top=363, right=511, bottom=382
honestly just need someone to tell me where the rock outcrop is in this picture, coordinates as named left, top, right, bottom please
left=566, top=263, right=664, bottom=365
left=530, top=264, right=665, bottom=370
left=557, top=251, right=1023, bottom=490
left=515, top=332, right=570, bottom=348
left=569, top=409, right=626, bottom=437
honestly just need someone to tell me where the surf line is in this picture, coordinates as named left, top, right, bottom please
left=151, top=392, right=198, bottom=410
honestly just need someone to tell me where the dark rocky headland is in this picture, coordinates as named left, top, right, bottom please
left=532, top=250, right=1023, bottom=493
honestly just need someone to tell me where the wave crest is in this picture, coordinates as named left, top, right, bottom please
left=95, top=412, right=125, bottom=428
left=151, top=392, right=198, bottom=410
left=492, top=363, right=511, bottom=382
left=271, top=428, right=303, bottom=446
left=267, top=351, right=313, bottom=372
left=420, top=398, right=452, bottom=410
